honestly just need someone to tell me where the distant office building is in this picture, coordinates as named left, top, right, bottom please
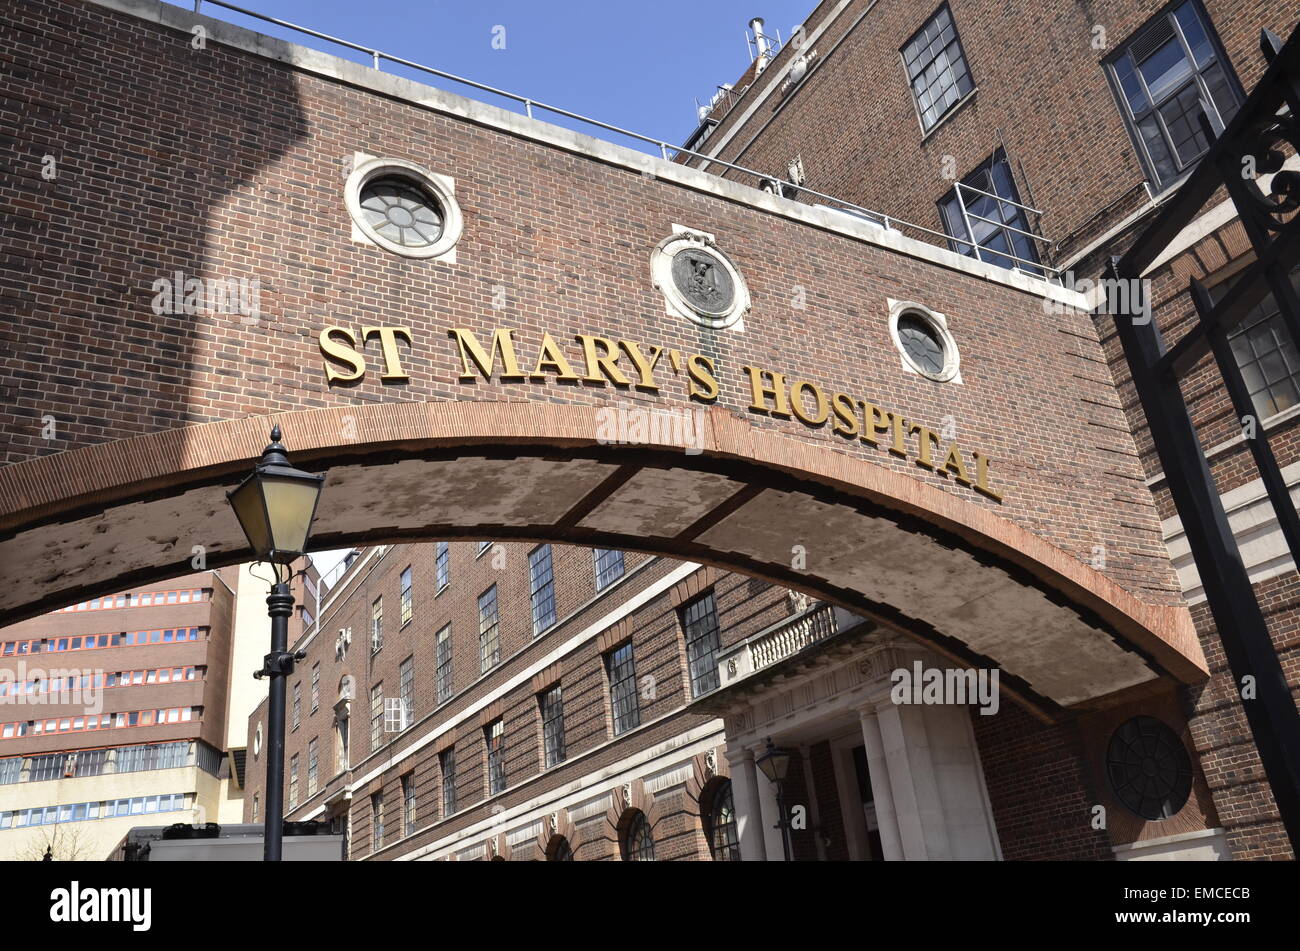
left=0, top=565, right=313, bottom=859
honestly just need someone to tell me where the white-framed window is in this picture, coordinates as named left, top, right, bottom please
left=1105, top=0, right=1241, bottom=191
left=400, top=566, right=413, bottom=626
left=479, top=586, right=501, bottom=673
left=901, top=4, right=974, bottom=132
left=529, top=544, right=557, bottom=635
left=594, top=549, right=625, bottom=591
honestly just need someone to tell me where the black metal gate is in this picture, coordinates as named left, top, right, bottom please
left=1107, top=26, right=1300, bottom=852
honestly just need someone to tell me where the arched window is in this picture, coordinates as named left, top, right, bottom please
left=706, top=779, right=740, bottom=861
left=622, top=810, right=655, bottom=861
left=546, top=835, right=574, bottom=861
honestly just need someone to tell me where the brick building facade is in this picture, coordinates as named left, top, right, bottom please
left=2, top=0, right=1297, bottom=860
left=683, top=0, right=1300, bottom=859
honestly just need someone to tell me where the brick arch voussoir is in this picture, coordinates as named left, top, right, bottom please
left=0, top=400, right=1205, bottom=684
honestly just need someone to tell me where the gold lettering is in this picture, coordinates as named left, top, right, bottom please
left=790, top=380, right=828, bottom=426
left=362, top=326, right=413, bottom=381
left=530, top=332, right=580, bottom=381
left=909, top=423, right=942, bottom=470
left=831, top=393, right=860, bottom=437
left=743, top=366, right=791, bottom=417
left=448, top=327, right=526, bottom=382
left=860, top=401, right=904, bottom=453
left=941, top=443, right=973, bottom=486
left=576, top=334, right=631, bottom=386
left=319, top=325, right=366, bottom=383
left=618, top=340, right=665, bottom=392
left=973, top=451, right=1003, bottom=501
left=686, top=354, right=719, bottom=401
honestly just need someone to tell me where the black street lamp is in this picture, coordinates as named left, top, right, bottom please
left=755, top=737, right=793, bottom=862
left=226, top=425, right=325, bottom=861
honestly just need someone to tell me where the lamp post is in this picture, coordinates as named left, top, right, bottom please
left=226, top=426, right=325, bottom=861
left=755, top=737, right=793, bottom=862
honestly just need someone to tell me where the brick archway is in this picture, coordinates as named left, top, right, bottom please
left=0, top=401, right=1205, bottom=713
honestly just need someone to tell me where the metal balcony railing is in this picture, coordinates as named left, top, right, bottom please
left=186, top=0, right=1062, bottom=280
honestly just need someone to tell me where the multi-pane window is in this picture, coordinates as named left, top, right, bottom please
left=1219, top=271, right=1300, bottom=419
left=435, top=624, right=453, bottom=704
left=1106, top=1, right=1240, bottom=190
left=0, top=758, right=22, bottom=784
left=594, top=549, right=625, bottom=591
left=539, top=685, right=566, bottom=768
left=681, top=592, right=722, bottom=697
left=291, top=682, right=301, bottom=731
left=399, top=656, right=415, bottom=729
left=29, top=754, right=65, bottom=783
left=370, top=683, right=384, bottom=751
left=311, top=663, right=320, bottom=713
left=485, top=719, right=506, bottom=796
left=402, top=773, right=416, bottom=837
left=289, top=753, right=299, bottom=807
left=938, top=150, right=1042, bottom=274
left=529, top=544, right=557, bottom=635
left=372, top=791, right=385, bottom=851
left=623, top=811, right=655, bottom=861
left=440, top=748, right=456, bottom=816
left=116, top=741, right=190, bottom=773
left=901, top=4, right=974, bottom=132
left=400, top=566, right=413, bottom=626
left=605, top=641, right=640, bottom=736
left=371, top=597, right=383, bottom=653
left=307, top=738, right=318, bottom=797
left=435, top=541, right=450, bottom=591
left=709, top=780, right=741, bottom=861
left=479, top=586, right=501, bottom=673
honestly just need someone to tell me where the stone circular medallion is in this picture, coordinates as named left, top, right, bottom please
left=651, top=230, right=750, bottom=330
left=671, top=248, right=736, bottom=317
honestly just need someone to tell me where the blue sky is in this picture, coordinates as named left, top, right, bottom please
left=187, top=0, right=816, bottom=151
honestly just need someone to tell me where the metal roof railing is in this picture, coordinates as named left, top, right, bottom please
left=189, top=0, right=1060, bottom=280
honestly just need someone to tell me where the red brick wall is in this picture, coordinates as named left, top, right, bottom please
left=0, top=0, right=1184, bottom=617
left=973, top=703, right=1113, bottom=861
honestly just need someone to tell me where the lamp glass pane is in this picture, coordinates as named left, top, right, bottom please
left=261, top=475, right=320, bottom=557
left=228, top=477, right=272, bottom=559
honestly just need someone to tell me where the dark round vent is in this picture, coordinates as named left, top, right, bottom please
left=1105, top=715, right=1193, bottom=820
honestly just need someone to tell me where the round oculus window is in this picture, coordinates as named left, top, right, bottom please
left=897, top=313, right=947, bottom=377
left=1105, top=715, right=1193, bottom=820
left=357, top=176, right=445, bottom=249
left=344, top=156, right=464, bottom=260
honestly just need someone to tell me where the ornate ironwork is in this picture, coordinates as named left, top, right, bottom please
left=1108, top=24, right=1300, bottom=851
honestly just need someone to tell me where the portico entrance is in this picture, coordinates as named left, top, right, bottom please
left=698, top=605, right=1001, bottom=860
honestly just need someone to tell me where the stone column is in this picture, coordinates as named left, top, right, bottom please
left=723, top=746, right=768, bottom=861
left=871, top=692, right=1000, bottom=860
left=858, top=705, right=905, bottom=861
left=799, top=745, right=828, bottom=861
left=755, top=756, right=788, bottom=861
